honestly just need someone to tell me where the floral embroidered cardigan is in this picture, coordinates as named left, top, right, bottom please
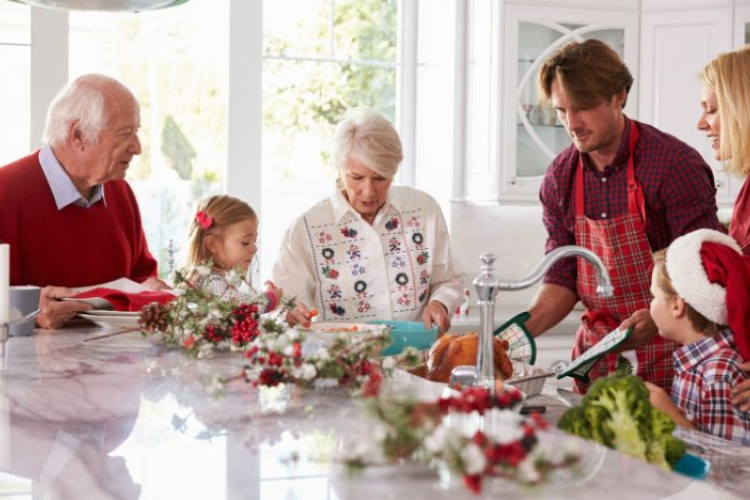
left=272, top=185, right=465, bottom=322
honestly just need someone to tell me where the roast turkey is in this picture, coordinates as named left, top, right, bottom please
left=421, top=332, right=513, bottom=383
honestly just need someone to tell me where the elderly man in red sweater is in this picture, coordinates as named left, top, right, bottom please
left=0, top=74, right=166, bottom=329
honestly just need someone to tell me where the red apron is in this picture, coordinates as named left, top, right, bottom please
left=572, top=121, right=678, bottom=393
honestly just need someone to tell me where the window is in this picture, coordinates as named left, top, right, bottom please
left=0, top=1, right=30, bottom=167
left=68, top=0, right=229, bottom=276
left=260, top=0, right=399, bottom=280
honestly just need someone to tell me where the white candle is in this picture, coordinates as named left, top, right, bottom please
left=0, top=243, right=9, bottom=324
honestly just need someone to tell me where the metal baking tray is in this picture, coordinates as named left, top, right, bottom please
left=506, top=360, right=555, bottom=396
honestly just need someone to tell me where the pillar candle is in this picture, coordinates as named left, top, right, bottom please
left=0, top=244, right=9, bottom=324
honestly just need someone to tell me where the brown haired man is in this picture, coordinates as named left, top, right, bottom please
left=524, top=39, right=723, bottom=393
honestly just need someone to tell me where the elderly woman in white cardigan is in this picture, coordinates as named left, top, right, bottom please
left=272, top=108, right=464, bottom=334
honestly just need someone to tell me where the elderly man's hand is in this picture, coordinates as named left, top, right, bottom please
left=732, top=361, right=750, bottom=412
left=142, top=276, right=171, bottom=291
left=36, top=286, right=94, bottom=330
left=422, top=300, right=451, bottom=336
left=616, top=308, right=658, bottom=352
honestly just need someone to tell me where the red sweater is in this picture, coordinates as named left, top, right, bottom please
left=0, top=151, right=158, bottom=287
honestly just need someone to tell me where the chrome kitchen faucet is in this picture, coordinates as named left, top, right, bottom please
left=456, top=246, right=614, bottom=394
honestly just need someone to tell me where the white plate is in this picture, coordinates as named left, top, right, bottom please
left=300, top=322, right=386, bottom=342
left=79, top=313, right=140, bottom=330
left=60, top=297, right=114, bottom=310
left=80, top=310, right=140, bottom=317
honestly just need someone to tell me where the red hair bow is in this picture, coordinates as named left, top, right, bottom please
left=195, top=211, right=213, bottom=229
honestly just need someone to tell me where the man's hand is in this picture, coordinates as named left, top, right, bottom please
left=422, top=300, right=451, bottom=336
left=36, top=286, right=94, bottom=330
left=732, top=361, right=750, bottom=411
left=142, top=276, right=171, bottom=291
left=616, top=308, right=658, bottom=351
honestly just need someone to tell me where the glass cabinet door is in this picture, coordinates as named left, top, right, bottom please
left=516, top=23, right=625, bottom=178
left=499, top=4, right=638, bottom=202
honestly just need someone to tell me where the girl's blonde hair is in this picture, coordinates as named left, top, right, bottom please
left=652, top=249, right=722, bottom=336
left=186, top=195, right=257, bottom=276
left=700, top=45, right=750, bottom=176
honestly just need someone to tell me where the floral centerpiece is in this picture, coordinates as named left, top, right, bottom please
left=139, top=268, right=277, bottom=357
left=139, top=268, right=401, bottom=393
left=343, top=386, right=580, bottom=494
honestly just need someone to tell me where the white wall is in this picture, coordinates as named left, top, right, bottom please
left=448, top=202, right=547, bottom=308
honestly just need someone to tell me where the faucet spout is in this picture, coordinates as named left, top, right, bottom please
left=495, top=245, right=613, bottom=297
left=468, top=246, right=613, bottom=394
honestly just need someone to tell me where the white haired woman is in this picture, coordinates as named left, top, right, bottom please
left=272, top=108, right=464, bottom=334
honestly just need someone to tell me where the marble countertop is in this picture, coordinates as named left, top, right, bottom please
left=0, top=326, right=747, bottom=500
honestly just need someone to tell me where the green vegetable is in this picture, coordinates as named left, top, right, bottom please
left=557, top=372, right=686, bottom=470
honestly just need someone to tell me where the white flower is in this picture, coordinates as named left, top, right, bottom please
left=517, top=455, right=541, bottom=484
left=460, top=443, right=487, bottom=476
left=300, top=363, right=317, bottom=380
left=373, top=424, right=396, bottom=442
left=484, top=409, right=524, bottom=444
left=225, top=269, right=240, bottom=285
left=424, top=424, right=451, bottom=454
left=382, top=357, right=396, bottom=370
left=314, top=347, right=330, bottom=361
left=283, top=344, right=295, bottom=356
left=287, top=329, right=301, bottom=342
left=196, top=265, right=211, bottom=276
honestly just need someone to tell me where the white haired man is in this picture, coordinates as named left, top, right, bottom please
left=0, top=74, right=165, bottom=329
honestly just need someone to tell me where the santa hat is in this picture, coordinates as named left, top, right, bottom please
left=665, top=229, right=750, bottom=360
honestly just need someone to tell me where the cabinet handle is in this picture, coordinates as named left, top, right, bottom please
left=509, top=176, right=516, bottom=186
left=715, top=180, right=723, bottom=189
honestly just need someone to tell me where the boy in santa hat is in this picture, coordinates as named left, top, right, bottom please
left=646, top=229, right=750, bottom=444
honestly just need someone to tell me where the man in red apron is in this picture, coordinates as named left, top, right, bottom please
left=525, top=40, right=724, bottom=393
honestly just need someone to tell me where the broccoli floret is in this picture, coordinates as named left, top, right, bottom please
left=557, top=372, right=684, bottom=469
left=664, top=436, right=687, bottom=466
left=558, top=406, right=591, bottom=439
left=588, top=376, right=650, bottom=460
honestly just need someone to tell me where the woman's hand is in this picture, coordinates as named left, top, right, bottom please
left=286, top=301, right=313, bottom=328
left=617, top=308, right=658, bottom=351
left=36, top=286, right=93, bottom=330
left=422, top=300, right=451, bottom=336
left=732, top=361, right=750, bottom=411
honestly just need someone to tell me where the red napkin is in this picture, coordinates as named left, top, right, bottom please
left=73, top=288, right=176, bottom=312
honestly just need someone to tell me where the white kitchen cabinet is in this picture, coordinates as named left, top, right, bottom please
left=639, top=4, right=733, bottom=205
left=736, top=1, right=750, bottom=46
left=495, top=2, right=639, bottom=203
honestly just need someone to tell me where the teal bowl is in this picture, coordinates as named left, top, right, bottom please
left=672, top=453, right=710, bottom=479
left=368, top=320, right=438, bottom=356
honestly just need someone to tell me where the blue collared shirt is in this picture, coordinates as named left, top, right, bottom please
left=39, top=144, right=106, bottom=210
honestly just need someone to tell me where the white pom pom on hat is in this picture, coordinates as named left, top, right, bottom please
left=665, top=229, right=741, bottom=326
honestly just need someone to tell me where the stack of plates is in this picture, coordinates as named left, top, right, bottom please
left=79, top=310, right=141, bottom=330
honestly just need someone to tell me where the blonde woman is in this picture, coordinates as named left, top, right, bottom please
left=698, top=45, right=750, bottom=411
left=272, top=108, right=464, bottom=333
left=698, top=45, right=750, bottom=253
